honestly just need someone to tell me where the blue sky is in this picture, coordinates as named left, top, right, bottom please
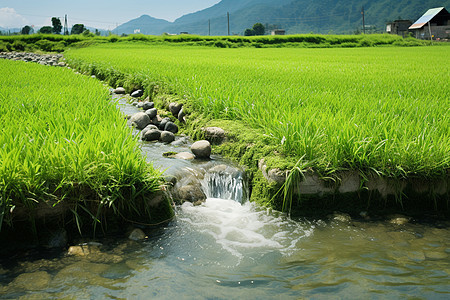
left=0, top=0, right=221, bottom=29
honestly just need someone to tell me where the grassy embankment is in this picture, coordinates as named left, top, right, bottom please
left=0, top=33, right=432, bottom=53
left=0, top=59, right=173, bottom=235
left=64, top=43, right=449, bottom=213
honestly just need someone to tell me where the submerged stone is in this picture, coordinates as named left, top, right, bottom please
left=10, top=271, right=51, bottom=291
left=389, top=215, right=411, bottom=225
left=68, top=244, right=100, bottom=256
left=128, top=228, right=147, bottom=241
left=174, top=152, right=195, bottom=160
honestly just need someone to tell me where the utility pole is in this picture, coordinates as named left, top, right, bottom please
left=64, top=14, right=69, bottom=35
left=361, top=7, right=365, bottom=34
left=427, top=22, right=433, bottom=41
left=227, top=12, right=230, bottom=35
left=209, top=19, right=211, bottom=36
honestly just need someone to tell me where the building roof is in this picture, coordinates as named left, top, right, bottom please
left=409, top=7, right=447, bottom=29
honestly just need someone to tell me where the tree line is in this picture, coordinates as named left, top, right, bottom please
left=19, top=17, right=97, bottom=36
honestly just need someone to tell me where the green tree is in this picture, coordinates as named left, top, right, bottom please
left=71, top=24, right=85, bottom=35
left=82, top=29, right=94, bottom=37
left=38, top=26, right=53, bottom=34
left=244, top=28, right=254, bottom=36
left=252, top=23, right=265, bottom=35
left=21, top=25, right=33, bottom=35
left=52, top=17, right=62, bottom=34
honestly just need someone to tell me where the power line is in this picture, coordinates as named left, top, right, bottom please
left=2, top=10, right=119, bottom=27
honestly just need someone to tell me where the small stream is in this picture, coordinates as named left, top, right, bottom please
left=0, top=96, right=449, bottom=299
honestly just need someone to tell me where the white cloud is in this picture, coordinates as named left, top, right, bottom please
left=0, top=7, right=28, bottom=28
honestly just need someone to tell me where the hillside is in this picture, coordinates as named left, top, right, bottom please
left=115, top=0, right=450, bottom=35
left=115, top=14, right=171, bottom=35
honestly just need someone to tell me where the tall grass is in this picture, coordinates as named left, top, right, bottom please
left=0, top=59, right=167, bottom=231
left=65, top=44, right=449, bottom=179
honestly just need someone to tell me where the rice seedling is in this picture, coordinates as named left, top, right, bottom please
left=0, top=59, right=170, bottom=232
left=64, top=44, right=449, bottom=182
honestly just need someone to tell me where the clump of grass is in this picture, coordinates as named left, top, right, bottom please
left=0, top=59, right=171, bottom=232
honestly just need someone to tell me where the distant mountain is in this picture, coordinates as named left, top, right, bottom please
left=115, top=14, right=171, bottom=35
left=174, top=0, right=292, bottom=25
left=115, top=0, right=450, bottom=35
left=0, top=26, right=21, bottom=34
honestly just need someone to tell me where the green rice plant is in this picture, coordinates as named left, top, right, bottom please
left=64, top=44, right=449, bottom=181
left=0, top=59, right=170, bottom=232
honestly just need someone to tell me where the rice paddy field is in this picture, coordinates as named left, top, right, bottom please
left=0, top=59, right=169, bottom=231
left=65, top=44, right=450, bottom=179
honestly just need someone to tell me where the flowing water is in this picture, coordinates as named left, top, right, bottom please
left=0, top=97, right=449, bottom=299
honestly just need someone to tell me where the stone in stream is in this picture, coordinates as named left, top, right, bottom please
left=130, top=112, right=151, bottom=130
left=175, top=184, right=207, bottom=204
left=158, top=117, right=171, bottom=130
left=142, top=129, right=161, bottom=141
left=128, top=228, right=147, bottom=241
left=173, top=152, right=195, bottom=160
left=164, top=121, right=178, bottom=134
left=144, top=108, right=158, bottom=119
left=68, top=244, right=101, bottom=256
left=160, top=131, right=175, bottom=143
left=151, top=116, right=161, bottom=126
left=10, top=271, right=51, bottom=291
left=329, top=212, right=352, bottom=223
left=136, top=102, right=145, bottom=109
left=131, top=89, right=143, bottom=98
left=172, top=136, right=190, bottom=146
left=169, top=102, right=183, bottom=117
left=142, top=101, right=154, bottom=110
left=388, top=215, right=411, bottom=225
left=191, top=140, right=211, bottom=159
left=141, top=125, right=158, bottom=139
left=113, top=87, right=126, bottom=94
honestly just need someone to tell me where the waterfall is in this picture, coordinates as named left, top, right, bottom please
left=201, top=164, right=248, bottom=203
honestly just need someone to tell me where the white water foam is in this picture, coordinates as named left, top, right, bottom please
left=179, top=198, right=314, bottom=260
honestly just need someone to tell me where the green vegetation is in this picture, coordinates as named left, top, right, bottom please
left=0, top=33, right=432, bottom=54
left=64, top=43, right=449, bottom=181
left=244, top=23, right=266, bottom=36
left=0, top=59, right=172, bottom=233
